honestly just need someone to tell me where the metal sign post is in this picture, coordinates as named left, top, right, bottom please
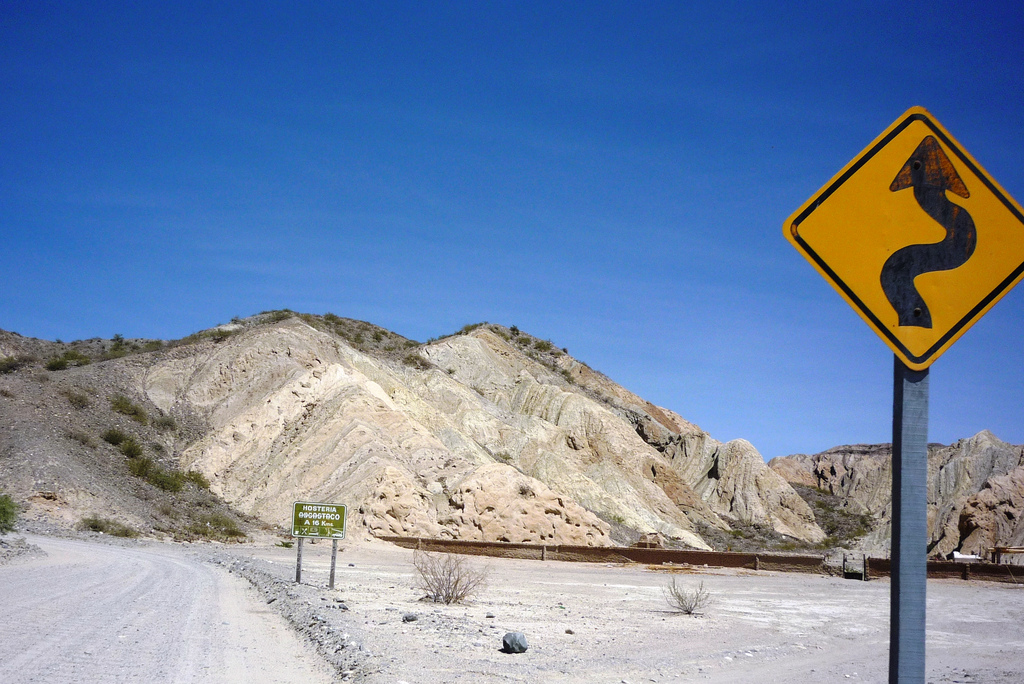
left=890, top=358, right=929, bottom=683
left=785, top=107, right=1024, bottom=683
left=329, top=539, right=338, bottom=590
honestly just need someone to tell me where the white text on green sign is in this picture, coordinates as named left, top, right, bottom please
left=291, top=502, right=346, bottom=539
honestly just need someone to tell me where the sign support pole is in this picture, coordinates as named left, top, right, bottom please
left=889, top=356, right=929, bottom=683
left=329, top=539, right=338, bottom=590
left=295, top=537, right=304, bottom=584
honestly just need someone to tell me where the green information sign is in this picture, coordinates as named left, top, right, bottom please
left=291, top=501, right=347, bottom=539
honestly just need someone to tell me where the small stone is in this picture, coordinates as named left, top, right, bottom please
left=348, top=563, right=355, bottom=567
left=565, top=628, right=574, bottom=635
left=266, top=597, right=277, bottom=604
left=402, top=613, right=418, bottom=622
left=501, top=632, right=528, bottom=654
left=485, top=612, right=495, bottom=618
left=337, top=603, right=349, bottom=611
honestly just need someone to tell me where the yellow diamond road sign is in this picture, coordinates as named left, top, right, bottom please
left=785, top=106, right=1024, bottom=370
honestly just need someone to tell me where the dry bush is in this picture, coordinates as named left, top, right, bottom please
left=413, top=550, right=489, bottom=604
left=664, top=578, right=712, bottom=615
left=110, top=395, right=148, bottom=424
left=79, top=515, right=138, bottom=538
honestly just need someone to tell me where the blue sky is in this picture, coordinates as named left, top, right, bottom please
left=3, top=2, right=1023, bottom=459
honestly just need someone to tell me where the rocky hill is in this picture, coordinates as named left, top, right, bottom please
left=769, top=431, right=1024, bottom=557
left=1, top=313, right=824, bottom=548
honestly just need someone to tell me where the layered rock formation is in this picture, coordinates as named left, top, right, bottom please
left=2, top=315, right=825, bottom=548
left=769, top=431, right=1024, bottom=556
left=151, top=321, right=824, bottom=546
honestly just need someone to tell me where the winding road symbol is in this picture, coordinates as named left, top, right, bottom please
left=784, top=106, right=1024, bottom=370
left=881, top=136, right=977, bottom=328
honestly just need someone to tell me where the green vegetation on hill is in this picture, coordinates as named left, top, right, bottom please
left=792, top=484, right=875, bottom=548
left=0, top=493, right=18, bottom=533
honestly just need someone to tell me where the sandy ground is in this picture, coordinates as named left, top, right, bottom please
left=2, top=534, right=1023, bottom=683
left=0, top=535, right=334, bottom=684
left=251, top=539, right=1024, bottom=684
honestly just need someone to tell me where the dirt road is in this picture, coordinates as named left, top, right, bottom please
left=0, top=536, right=333, bottom=684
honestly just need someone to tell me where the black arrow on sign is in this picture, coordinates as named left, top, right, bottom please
left=880, top=135, right=977, bottom=328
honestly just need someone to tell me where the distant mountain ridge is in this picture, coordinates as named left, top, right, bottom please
left=769, top=430, right=1024, bottom=557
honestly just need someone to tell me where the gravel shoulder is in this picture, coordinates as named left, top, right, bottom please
left=228, top=538, right=1024, bottom=684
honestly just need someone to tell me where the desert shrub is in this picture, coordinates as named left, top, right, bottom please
left=209, top=328, right=234, bottom=343
left=188, top=513, right=244, bottom=539
left=494, top=452, right=513, bottom=464
left=0, top=494, right=18, bottom=533
left=533, top=339, right=553, bottom=352
left=111, top=395, right=148, bottom=424
left=126, top=456, right=184, bottom=492
left=127, top=456, right=154, bottom=477
left=0, top=388, right=12, bottom=398
left=266, top=309, right=294, bottom=323
left=146, top=468, right=185, bottom=493
left=664, top=578, right=712, bottom=615
left=63, top=390, right=91, bottom=409
left=47, top=350, right=91, bottom=370
left=0, top=356, right=35, bottom=374
left=276, top=540, right=294, bottom=548
left=152, top=415, right=177, bottom=432
left=403, top=353, right=433, bottom=371
left=119, top=438, right=144, bottom=458
left=142, top=340, right=164, bottom=352
left=78, top=515, right=138, bottom=538
left=66, top=430, right=95, bottom=448
left=413, top=550, right=489, bottom=604
left=157, top=503, right=178, bottom=518
left=100, top=335, right=129, bottom=360
left=323, top=313, right=342, bottom=325
left=65, top=349, right=91, bottom=364
left=509, top=325, right=519, bottom=336
left=185, top=471, right=210, bottom=490
left=102, top=428, right=128, bottom=445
